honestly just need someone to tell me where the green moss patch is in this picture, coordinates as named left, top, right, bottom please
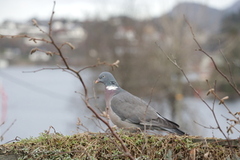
left=0, top=132, right=239, bottom=159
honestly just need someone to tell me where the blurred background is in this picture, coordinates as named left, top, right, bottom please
left=1, top=0, right=240, bottom=143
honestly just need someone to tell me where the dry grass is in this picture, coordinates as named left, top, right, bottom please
left=0, top=131, right=239, bottom=160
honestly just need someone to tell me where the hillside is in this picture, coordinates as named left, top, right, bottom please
left=158, top=1, right=240, bottom=33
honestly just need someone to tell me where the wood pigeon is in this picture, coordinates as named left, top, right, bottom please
left=95, top=72, right=185, bottom=135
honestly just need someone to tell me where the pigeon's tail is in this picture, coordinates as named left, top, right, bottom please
left=162, top=128, right=186, bottom=136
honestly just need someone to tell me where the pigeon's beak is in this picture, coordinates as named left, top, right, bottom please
left=95, top=79, right=100, bottom=84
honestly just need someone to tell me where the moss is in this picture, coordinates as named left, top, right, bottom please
left=0, top=132, right=239, bottom=160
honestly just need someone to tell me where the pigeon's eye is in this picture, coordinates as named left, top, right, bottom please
left=100, top=75, right=105, bottom=79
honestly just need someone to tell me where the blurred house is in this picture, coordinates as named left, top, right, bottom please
left=52, top=20, right=86, bottom=43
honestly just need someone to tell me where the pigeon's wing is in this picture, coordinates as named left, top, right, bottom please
left=110, top=91, right=155, bottom=123
left=111, top=90, right=179, bottom=129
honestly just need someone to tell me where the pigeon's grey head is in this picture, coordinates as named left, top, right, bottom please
left=95, top=72, right=119, bottom=89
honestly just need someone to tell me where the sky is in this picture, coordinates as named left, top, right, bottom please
left=0, top=0, right=238, bottom=23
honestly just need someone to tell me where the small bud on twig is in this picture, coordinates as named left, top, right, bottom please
left=226, top=126, right=233, bottom=134
left=112, top=60, right=120, bottom=68
left=234, top=112, right=240, bottom=116
left=99, top=111, right=110, bottom=119
left=65, top=42, right=75, bottom=50
left=32, top=19, right=38, bottom=26
left=206, top=88, right=214, bottom=96
left=30, top=48, right=38, bottom=54
left=46, top=51, right=53, bottom=56
left=29, top=38, right=37, bottom=43
left=219, top=96, right=229, bottom=105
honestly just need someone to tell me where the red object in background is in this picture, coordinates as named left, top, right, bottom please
left=0, top=84, right=8, bottom=124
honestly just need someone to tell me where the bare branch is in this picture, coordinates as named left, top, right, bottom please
left=32, top=19, right=47, bottom=34
left=0, top=2, right=137, bottom=159
left=158, top=17, right=239, bottom=153
left=156, top=42, right=229, bottom=140
left=184, top=15, right=240, bottom=96
left=30, top=47, right=59, bottom=56
left=0, top=34, right=52, bottom=43
left=21, top=2, right=134, bottom=159
left=77, top=59, right=120, bottom=73
left=193, top=120, right=218, bottom=130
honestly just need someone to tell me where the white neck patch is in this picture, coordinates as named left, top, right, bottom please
left=106, top=85, right=118, bottom=90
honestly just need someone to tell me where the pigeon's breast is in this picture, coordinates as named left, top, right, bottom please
left=105, top=89, right=117, bottom=106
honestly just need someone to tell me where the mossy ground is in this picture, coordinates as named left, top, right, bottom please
left=0, top=131, right=239, bottom=160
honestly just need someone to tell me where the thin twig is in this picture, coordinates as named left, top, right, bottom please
left=193, top=120, right=218, bottom=130
left=32, top=19, right=46, bottom=34
left=1, top=119, right=17, bottom=140
left=207, top=86, right=238, bottom=120
left=5, top=136, right=21, bottom=144
left=147, top=75, right=160, bottom=107
left=0, top=34, right=52, bottom=43
left=77, top=59, right=119, bottom=73
left=48, top=1, right=56, bottom=37
left=0, top=121, right=4, bottom=127
left=22, top=67, right=64, bottom=73
left=59, top=42, right=75, bottom=50
left=219, top=46, right=237, bottom=88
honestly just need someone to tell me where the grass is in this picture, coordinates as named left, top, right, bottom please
left=0, top=131, right=239, bottom=160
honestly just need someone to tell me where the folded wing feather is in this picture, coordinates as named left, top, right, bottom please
left=110, top=90, right=180, bottom=129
